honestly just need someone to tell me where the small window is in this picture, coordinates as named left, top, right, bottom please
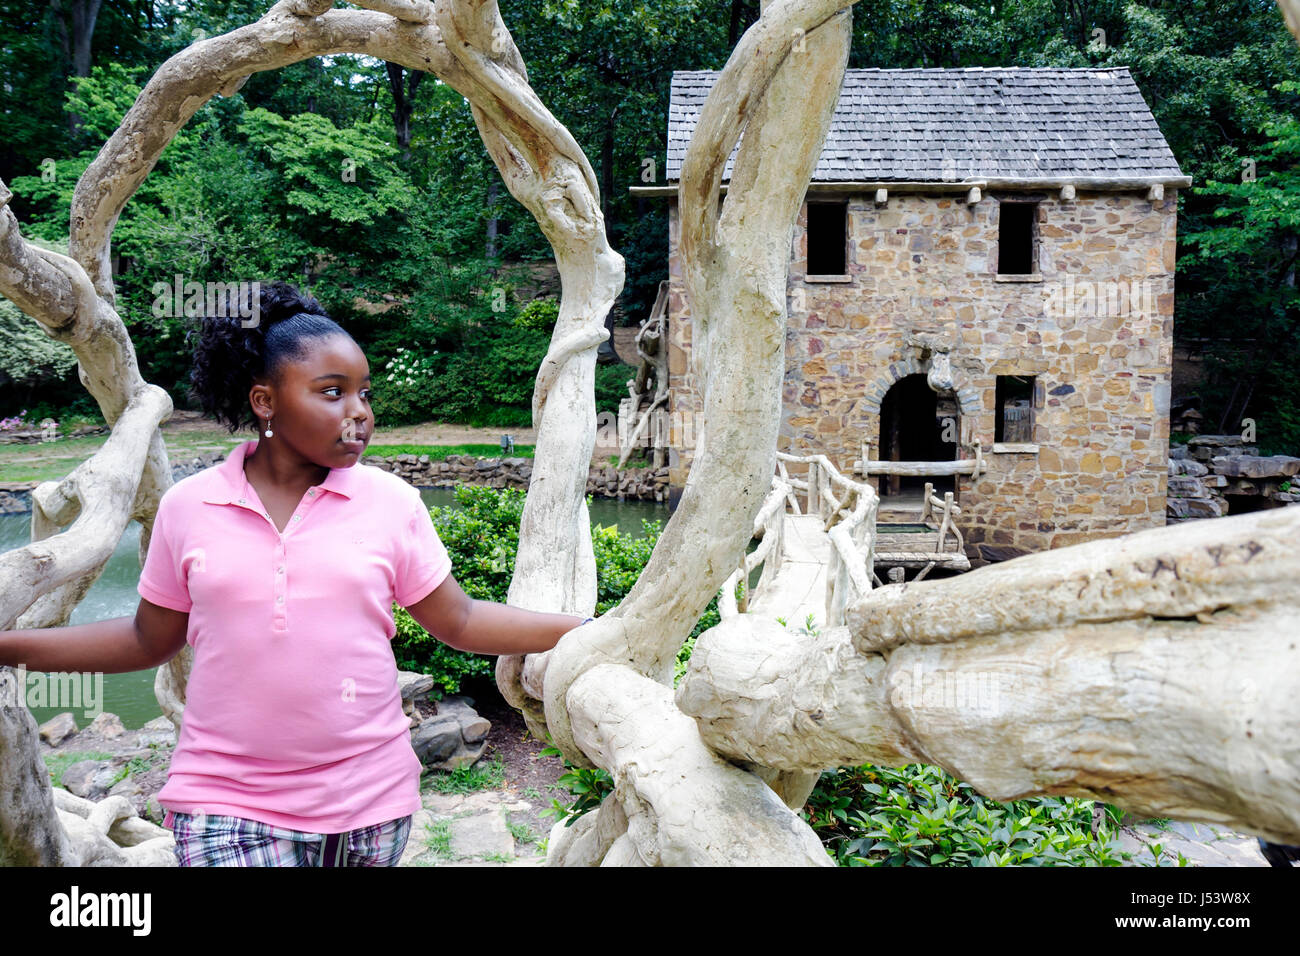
left=995, top=375, right=1035, bottom=443
left=806, top=201, right=847, bottom=275
left=997, top=201, right=1038, bottom=275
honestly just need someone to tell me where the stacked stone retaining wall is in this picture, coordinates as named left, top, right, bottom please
left=1166, top=435, right=1300, bottom=522
left=0, top=451, right=669, bottom=515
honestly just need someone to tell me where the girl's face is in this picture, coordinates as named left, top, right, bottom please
left=258, top=334, right=373, bottom=466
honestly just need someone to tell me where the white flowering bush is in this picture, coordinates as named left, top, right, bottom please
left=371, top=346, right=438, bottom=425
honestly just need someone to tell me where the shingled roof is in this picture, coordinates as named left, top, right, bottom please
left=665, top=67, right=1186, bottom=184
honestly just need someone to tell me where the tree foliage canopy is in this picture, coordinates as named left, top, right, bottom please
left=0, top=0, right=1296, bottom=448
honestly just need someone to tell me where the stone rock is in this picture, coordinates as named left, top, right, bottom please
left=434, top=697, right=488, bottom=749
left=1211, top=455, right=1300, bottom=479
left=61, top=759, right=112, bottom=798
left=1169, top=445, right=1189, bottom=461
left=39, top=712, right=78, bottom=746
left=449, top=809, right=514, bottom=861
left=89, top=764, right=123, bottom=799
left=1189, top=434, right=1245, bottom=448
left=1168, top=458, right=1207, bottom=477
left=461, top=716, right=491, bottom=744
left=1193, top=444, right=1258, bottom=461
left=1167, top=475, right=1208, bottom=498
left=86, top=712, right=125, bottom=739
left=397, top=671, right=436, bottom=702
left=1167, top=497, right=1227, bottom=519
left=137, top=716, right=177, bottom=747
left=411, top=717, right=464, bottom=764
left=108, top=776, right=145, bottom=801
left=434, top=695, right=478, bottom=721
left=976, top=544, right=1030, bottom=563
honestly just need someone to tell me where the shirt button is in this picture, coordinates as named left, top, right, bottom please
left=277, top=566, right=285, bottom=573
left=276, top=595, right=284, bottom=604
left=292, top=515, right=301, bottom=521
left=238, top=498, right=246, bottom=504
left=308, top=489, right=316, bottom=497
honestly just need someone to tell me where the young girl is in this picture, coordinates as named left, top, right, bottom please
left=0, top=281, right=587, bottom=867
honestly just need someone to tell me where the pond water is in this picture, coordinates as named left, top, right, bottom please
left=3, top=487, right=671, bottom=730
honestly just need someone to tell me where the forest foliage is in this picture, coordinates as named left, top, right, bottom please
left=0, top=0, right=1297, bottom=449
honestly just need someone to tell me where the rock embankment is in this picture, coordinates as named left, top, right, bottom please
left=0, top=449, right=669, bottom=515
left=1167, top=435, right=1300, bottom=522
left=362, top=453, right=669, bottom=502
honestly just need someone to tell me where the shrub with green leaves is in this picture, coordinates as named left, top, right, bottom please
left=515, top=298, right=559, bottom=331
left=390, top=485, right=682, bottom=695
left=806, top=762, right=1134, bottom=866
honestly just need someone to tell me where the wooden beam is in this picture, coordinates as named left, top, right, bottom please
left=863, top=459, right=981, bottom=476
left=966, top=186, right=982, bottom=204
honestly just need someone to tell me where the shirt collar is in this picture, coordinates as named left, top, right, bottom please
left=201, top=439, right=357, bottom=504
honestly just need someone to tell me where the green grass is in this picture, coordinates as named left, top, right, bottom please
left=365, top=443, right=535, bottom=460
left=506, top=818, right=539, bottom=845
left=0, top=432, right=245, bottom=484
left=483, top=851, right=514, bottom=863
left=0, top=432, right=535, bottom=485
left=605, top=453, right=653, bottom=469
left=423, top=820, right=453, bottom=859
left=420, top=756, right=506, bottom=794
left=42, top=750, right=114, bottom=788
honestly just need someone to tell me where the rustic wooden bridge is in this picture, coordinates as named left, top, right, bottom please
left=716, top=452, right=970, bottom=632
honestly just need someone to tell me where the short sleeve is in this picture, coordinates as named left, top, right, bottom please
left=394, top=493, right=453, bottom=607
left=138, top=492, right=193, bottom=613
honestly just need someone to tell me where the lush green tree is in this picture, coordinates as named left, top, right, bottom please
left=1183, top=88, right=1300, bottom=452
left=4, top=0, right=1297, bottom=442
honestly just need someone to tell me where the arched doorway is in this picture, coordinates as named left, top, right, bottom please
left=877, top=374, right=958, bottom=499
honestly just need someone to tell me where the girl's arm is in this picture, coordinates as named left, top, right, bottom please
left=403, top=574, right=588, bottom=656
left=0, top=599, right=189, bottom=674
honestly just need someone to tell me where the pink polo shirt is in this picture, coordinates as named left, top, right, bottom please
left=137, top=439, right=452, bottom=833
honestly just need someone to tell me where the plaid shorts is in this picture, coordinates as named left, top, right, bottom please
left=164, top=809, right=412, bottom=867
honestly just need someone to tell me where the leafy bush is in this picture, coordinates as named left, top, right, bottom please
left=594, top=361, right=634, bottom=415
left=390, top=485, right=674, bottom=695
left=806, top=763, right=1137, bottom=866
left=538, top=750, right=613, bottom=827
left=515, top=298, right=559, bottom=330
left=370, top=347, right=438, bottom=425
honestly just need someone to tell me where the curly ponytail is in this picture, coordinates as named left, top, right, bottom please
left=185, top=280, right=350, bottom=434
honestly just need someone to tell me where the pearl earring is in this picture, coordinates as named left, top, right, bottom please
left=264, top=416, right=274, bottom=438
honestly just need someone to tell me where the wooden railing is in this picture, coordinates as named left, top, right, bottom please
left=920, top=480, right=964, bottom=556
left=778, top=452, right=878, bottom=626
left=718, top=477, right=791, bottom=619
left=856, top=437, right=987, bottom=478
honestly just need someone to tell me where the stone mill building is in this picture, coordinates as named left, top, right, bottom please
left=634, top=67, right=1189, bottom=560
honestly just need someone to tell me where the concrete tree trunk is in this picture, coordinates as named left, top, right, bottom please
left=2, top=0, right=1298, bottom=866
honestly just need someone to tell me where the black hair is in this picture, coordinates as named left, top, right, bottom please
left=186, top=280, right=353, bottom=434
